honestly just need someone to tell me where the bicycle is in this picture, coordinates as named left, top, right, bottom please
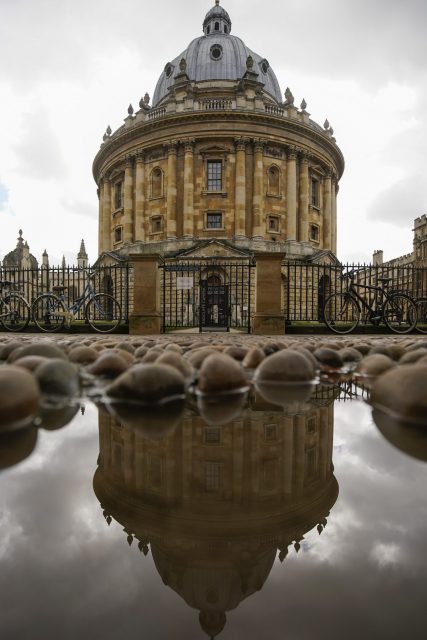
left=414, top=297, right=427, bottom=334
left=32, top=271, right=122, bottom=334
left=323, top=270, right=417, bottom=335
left=0, top=280, right=31, bottom=332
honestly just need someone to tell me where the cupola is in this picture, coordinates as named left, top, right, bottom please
left=203, top=0, right=232, bottom=36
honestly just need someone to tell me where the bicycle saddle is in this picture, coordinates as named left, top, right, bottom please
left=52, top=285, right=68, bottom=292
left=378, top=277, right=392, bottom=284
left=0, top=280, right=13, bottom=287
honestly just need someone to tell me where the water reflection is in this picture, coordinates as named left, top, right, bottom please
left=94, top=386, right=339, bottom=638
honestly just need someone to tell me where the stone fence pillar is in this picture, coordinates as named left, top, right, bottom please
left=252, top=252, right=285, bottom=335
left=129, top=254, right=161, bottom=334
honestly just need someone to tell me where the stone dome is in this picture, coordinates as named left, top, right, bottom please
left=152, top=2, right=282, bottom=107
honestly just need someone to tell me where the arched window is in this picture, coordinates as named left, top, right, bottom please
left=214, top=21, right=219, bottom=31
left=224, top=25, right=228, bottom=33
left=267, top=165, right=280, bottom=196
left=151, top=167, right=163, bottom=199
left=207, top=25, right=210, bottom=34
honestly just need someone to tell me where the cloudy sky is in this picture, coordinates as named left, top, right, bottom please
left=1, top=0, right=426, bottom=266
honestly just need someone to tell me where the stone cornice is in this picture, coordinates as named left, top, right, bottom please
left=93, top=110, right=344, bottom=182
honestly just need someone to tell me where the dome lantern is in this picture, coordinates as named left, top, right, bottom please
left=203, top=0, right=232, bottom=36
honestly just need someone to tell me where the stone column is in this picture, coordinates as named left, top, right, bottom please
left=123, top=156, right=134, bottom=244
left=234, top=137, right=247, bottom=239
left=286, top=147, right=297, bottom=240
left=323, top=172, right=332, bottom=251
left=98, top=180, right=104, bottom=255
left=167, top=141, right=178, bottom=239
left=331, top=176, right=338, bottom=255
left=298, top=153, right=309, bottom=242
left=183, top=139, right=195, bottom=238
left=252, top=252, right=285, bottom=335
left=102, top=178, right=111, bottom=252
left=252, top=139, right=265, bottom=238
left=134, top=153, right=145, bottom=242
left=129, top=254, right=162, bottom=334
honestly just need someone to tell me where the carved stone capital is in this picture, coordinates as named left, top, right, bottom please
left=234, top=136, right=249, bottom=152
left=253, top=138, right=266, bottom=154
left=286, top=145, right=297, bottom=160
left=125, top=154, right=134, bottom=167
left=181, top=138, right=195, bottom=153
left=135, top=151, right=145, bottom=163
left=167, top=140, right=178, bottom=155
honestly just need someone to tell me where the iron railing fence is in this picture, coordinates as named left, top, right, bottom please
left=160, top=257, right=255, bottom=333
left=0, top=264, right=131, bottom=324
left=283, top=262, right=427, bottom=323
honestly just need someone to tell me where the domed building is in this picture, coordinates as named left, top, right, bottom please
left=94, top=387, right=338, bottom=638
left=93, top=1, right=344, bottom=333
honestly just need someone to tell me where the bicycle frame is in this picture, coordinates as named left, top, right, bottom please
left=58, top=278, right=96, bottom=319
left=345, top=280, right=389, bottom=322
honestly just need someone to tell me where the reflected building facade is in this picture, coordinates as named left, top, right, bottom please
left=94, top=387, right=338, bottom=637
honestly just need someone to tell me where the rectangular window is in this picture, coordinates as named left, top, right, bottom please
left=114, top=227, right=122, bottom=243
left=204, top=427, right=221, bottom=444
left=207, top=160, right=222, bottom=191
left=151, top=216, right=163, bottom=233
left=264, top=424, right=277, bottom=441
left=205, top=462, right=221, bottom=492
left=206, top=212, right=222, bottom=229
left=114, top=181, right=122, bottom=210
left=267, top=216, right=279, bottom=233
left=310, top=224, right=319, bottom=242
left=311, top=178, right=319, bottom=207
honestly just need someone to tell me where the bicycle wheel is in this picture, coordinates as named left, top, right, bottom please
left=323, top=293, right=360, bottom=334
left=383, top=294, right=416, bottom=334
left=85, top=294, right=121, bottom=333
left=415, top=298, right=427, bottom=334
left=32, top=294, right=66, bottom=332
left=0, top=293, right=30, bottom=332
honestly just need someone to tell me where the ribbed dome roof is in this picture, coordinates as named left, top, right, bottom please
left=152, top=2, right=282, bottom=107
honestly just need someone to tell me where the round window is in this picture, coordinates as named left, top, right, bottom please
left=164, top=63, right=173, bottom=78
left=261, top=59, right=270, bottom=74
left=210, top=44, right=223, bottom=61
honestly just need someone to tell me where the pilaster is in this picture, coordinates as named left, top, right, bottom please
left=234, top=137, right=247, bottom=239
left=286, top=147, right=297, bottom=241
left=102, top=177, right=111, bottom=252
left=323, top=172, right=332, bottom=251
left=182, top=139, right=195, bottom=238
left=252, top=138, right=265, bottom=239
left=167, top=141, right=178, bottom=239
left=135, top=153, right=145, bottom=242
left=298, top=153, right=309, bottom=243
left=123, top=155, right=134, bottom=244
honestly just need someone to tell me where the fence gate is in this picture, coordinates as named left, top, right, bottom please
left=160, top=258, right=254, bottom=333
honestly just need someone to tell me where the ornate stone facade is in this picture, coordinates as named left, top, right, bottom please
left=93, top=1, right=344, bottom=263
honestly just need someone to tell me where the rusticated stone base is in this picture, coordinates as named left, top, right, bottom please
left=129, top=314, right=162, bottom=335
left=252, top=314, right=285, bottom=335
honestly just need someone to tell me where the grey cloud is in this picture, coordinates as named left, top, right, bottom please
left=60, top=196, right=97, bottom=220
left=2, top=1, right=427, bottom=92
left=13, top=106, right=67, bottom=180
left=368, top=174, right=427, bottom=227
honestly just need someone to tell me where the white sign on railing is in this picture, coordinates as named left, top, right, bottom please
left=176, top=276, right=194, bottom=290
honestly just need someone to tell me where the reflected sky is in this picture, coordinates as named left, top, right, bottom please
left=1, top=387, right=427, bottom=640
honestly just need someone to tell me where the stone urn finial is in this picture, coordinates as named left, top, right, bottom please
left=128, top=104, right=134, bottom=116
left=300, top=98, right=307, bottom=111
left=246, top=55, right=254, bottom=71
left=324, top=118, right=330, bottom=130
left=179, top=57, right=187, bottom=72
